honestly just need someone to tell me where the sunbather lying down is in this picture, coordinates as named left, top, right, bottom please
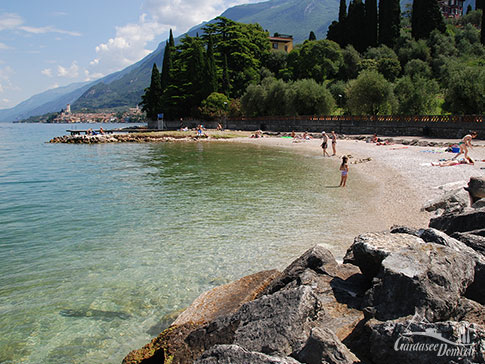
left=431, top=157, right=474, bottom=167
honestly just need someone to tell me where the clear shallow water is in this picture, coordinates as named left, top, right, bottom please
left=0, top=123, right=375, bottom=364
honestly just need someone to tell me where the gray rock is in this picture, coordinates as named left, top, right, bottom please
left=419, top=228, right=485, bottom=305
left=465, top=176, right=485, bottom=202
left=343, top=232, right=424, bottom=279
left=452, top=297, right=485, bottom=326
left=187, top=285, right=318, bottom=357
left=363, top=243, right=476, bottom=321
left=295, top=327, right=359, bottom=364
left=429, top=207, right=485, bottom=235
left=471, top=198, right=485, bottom=209
left=263, top=245, right=338, bottom=295
left=452, top=231, right=485, bottom=256
left=390, top=225, right=421, bottom=236
left=421, top=188, right=470, bottom=214
left=194, top=344, right=302, bottom=364
left=364, top=318, right=485, bottom=364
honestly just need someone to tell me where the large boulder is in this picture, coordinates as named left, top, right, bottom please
left=363, top=318, right=485, bottom=364
left=343, top=232, right=424, bottom=279
left=429, top=207, right=485, bottom=235
left=187, top=285, right=318, bottom=358
left=418, top=228, right=485, bottom=305
left=465, top=176, right=485, bottom=202
left=363, top=243, right=476, bottom=321
left=262, top=245, right=338, bottom=295
left=194, top=344, right=301, bottom=364
left=173, top=269, right=279, bottom=326
left=421, top=187, right=470, bottom=214
left=294, top=327, right=359, bottom=364
left=452, top=230, right=485, bottom=256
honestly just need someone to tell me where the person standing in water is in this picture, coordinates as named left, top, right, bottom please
left=339, top=155, right=348, bottom=187
left=331, top=131, right=337, bottom=156
left=454, top=131, right=478, bottom=163
left=321, top=131, right=330, bottom=157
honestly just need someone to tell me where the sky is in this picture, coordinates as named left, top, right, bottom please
left=0, top=0, right=262, bottom=110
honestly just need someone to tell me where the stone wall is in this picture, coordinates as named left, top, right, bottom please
left=153, top=115, right=485, bottom=139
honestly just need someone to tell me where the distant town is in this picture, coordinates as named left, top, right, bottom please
left=15, top=104, right=145, bottom=124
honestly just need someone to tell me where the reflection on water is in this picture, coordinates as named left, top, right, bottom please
left=0, top=124, right=376, bottom=363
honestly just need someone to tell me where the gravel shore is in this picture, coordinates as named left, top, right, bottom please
left=238, top=135, right=485, bottom=238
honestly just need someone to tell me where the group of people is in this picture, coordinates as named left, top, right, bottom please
left=320, top=131, right=337, bottom=157
left=86, top=127, right=104, bottom=136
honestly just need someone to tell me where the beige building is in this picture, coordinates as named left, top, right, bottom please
left=268, top=34, right=293, bottom=53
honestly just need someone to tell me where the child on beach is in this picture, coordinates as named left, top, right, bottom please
left=339, top=155, right=349, bottom=187
left=331, top=131, right=337, bottom=156
left=453, top=131, right=477, bottom=163
left=321, top=131, right=330, bottom=157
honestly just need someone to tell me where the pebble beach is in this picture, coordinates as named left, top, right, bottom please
left=239, top=135, right=485, bottom=234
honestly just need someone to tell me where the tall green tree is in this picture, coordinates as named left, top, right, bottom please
left=160, top=40, right=173, bottom=92
left=347, top=0, right=367, bottom=52
left=365, top=0, right=378, bottom=48
left=379, top=0, right=401, bottom=48
left=327, top=0, right=348, bottom=46
left=205, top=35, right=218, bottom=94
left=412, top=0, right=446, bottom=40
left=481, top=8, right=485, bottom=45
left=308, top=31, right=316, bottom=41
left=140, top=64, right=162, bottom=120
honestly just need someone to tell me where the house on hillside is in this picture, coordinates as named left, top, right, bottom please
left=439, top=0, right=464, bottom=18
left=268, top=34, right=293, bottom=53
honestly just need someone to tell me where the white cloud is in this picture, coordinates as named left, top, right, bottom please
left=0, top=42, right=10, bottom=50
left=141, top=0, right=255, bottom=34
left=41, top=68, right=53, bottom=77
left=0, top=12, right=81, bottom=36
left=0, top=13, right=23, bottom=31
left=88, top=13, right=167, bottom=75
left=57, top=62, right=79, bottom=78
left=0, top=65, right=14, bottom=94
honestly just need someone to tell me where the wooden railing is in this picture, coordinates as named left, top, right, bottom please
left=228, top=115, right=484, bottom=123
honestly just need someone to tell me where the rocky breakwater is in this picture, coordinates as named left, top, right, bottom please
left=123, top=178, right=485, bottom=364
left=49, top=133, right=211, bottom=144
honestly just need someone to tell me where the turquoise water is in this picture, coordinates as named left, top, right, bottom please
left=0, top=123, right=375, bottom=363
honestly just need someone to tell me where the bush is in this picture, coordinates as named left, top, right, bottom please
left=346, top=70, right=397, bottom=115
left=395, top=76, right=440, bottom=115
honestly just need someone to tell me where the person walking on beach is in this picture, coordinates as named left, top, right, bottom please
left=339, top=155, right=349, bottom=187
left=331, top=131, right=337, bottom=156
left=453, top=131, right=478, bottom=163
left=321, top=131, right=330, bottom=157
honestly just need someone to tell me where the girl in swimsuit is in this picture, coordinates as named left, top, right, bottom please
left=321, top=131, right=330, bottom=157
left=339, top=155, right=349, bottom=187
left=454, top=131, right=477, bottom=162
left=331, top=131, right=337, bottom=156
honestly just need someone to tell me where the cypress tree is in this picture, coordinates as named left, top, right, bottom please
left=339, top=0, right=347, bottom=22
left=205, top=35, right=218, bottom=94
left=412, top=0, right=446, bottom=40
left=347, top=0, right=367, bottom=52
left=222, top=54, right=231, bottom=97
left=308, top=31, right=317, bottom=41
left=140, top=64, right=162, bottom=121
left=169, top=29, right=175, bottom=47
left=480, top=9, right=485, bottom=46
left=160, top=41, right=172, bottom=92
left=379, top=0, right=401, bottom=48
left=365, top=0, right=378, bottom=48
